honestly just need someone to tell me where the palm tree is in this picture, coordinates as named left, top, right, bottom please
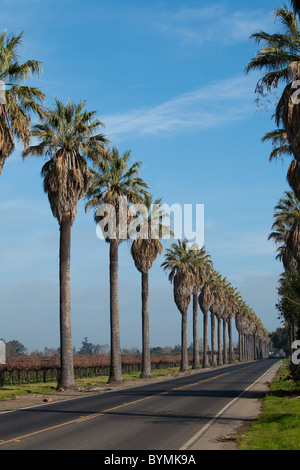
left=223, top=282, right=241, bottom=363
left=246, top=6, right=300, bottom=102
left=161, top=239, right=196, bottom=372
left=269, top=189, right=300, bottom=363
left=0, top=30, right=45, bottom=175
left=198, top=271, right=224, bottom=367
left=85, top=147, right=149, bottom=384
left=262, top=127, right=292, bottom=162
left=23, top=98, right=107, bottom=390
left=213, top=277, right=227, bottom=366
left=209, top=272, right=225, bottom=367
left=246, top=6, right=300, bottom=195
left=198, top=273, right=217, bottom=368
left=235, top=305, right=246, bottom=362
left=269, top=190, right=300, bottom=271
left=277, top=269, right=300, bottom=344
left=189, top=247, right=213, bottom=369
left=130, top=194, right=171, bottom=378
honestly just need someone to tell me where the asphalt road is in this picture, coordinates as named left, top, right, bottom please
left=0, top=359, right=280, bottom=450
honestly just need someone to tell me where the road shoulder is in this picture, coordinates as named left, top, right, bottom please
left=181, top=360, right=283, bottom=450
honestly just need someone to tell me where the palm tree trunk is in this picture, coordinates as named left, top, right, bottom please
left=57, top=211, right=75, bottom=390
left=238, top=330, right=242, bottom=362
left=217, top=314, right=223, bottom=366
left=243, top=332, right=247, bottom=361
left=192, top=292, right=200, bottom=369
left=228, top=317, right=234, bottom=363
left=211, top=312, right=217, bottom=367
left=109, top=240, right=123, bottom=384
left=202, top=312, right=209, bottom=368
left=223, top=318, right=228, bottom=364
left=181, top=310, right=189, bottom=372
left=254, top=334, right=257, bottom=360
left=140, top=271, right=152, bottom=378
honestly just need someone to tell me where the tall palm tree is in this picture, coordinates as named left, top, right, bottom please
left=198, top=271, right=224, bottom=367
left=269, top=189, right=300, bottom=365
left=223, top=282, right=241, bottom=363
left=277, top=268, right=300, bottom=343
left=246, top=6, right=300, bottom=195
left=212, top=277, right=227, bottom=366
left=0, top=30, right=45, bottom=175
left=189, top=247, right=213, bottom=369
left=198, top=272, right=217, bottom=368
left=235, top=304, right=247, bottom=362
left=209, top=272, right=225, bottom=367
left=130, top=194, right=171, bottom=378
left=23, top=98, right=107, bottom=390
left=85, top=147, right=149, bottom=384
left=161, top=239, right=196, bottom=372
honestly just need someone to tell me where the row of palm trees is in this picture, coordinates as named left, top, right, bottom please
left=161, top=240, right=270, bottom=373
left=0, top=28, right=269, bottom=390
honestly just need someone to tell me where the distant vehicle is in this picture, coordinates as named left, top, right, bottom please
left=269, top=353, right=285, bottom=359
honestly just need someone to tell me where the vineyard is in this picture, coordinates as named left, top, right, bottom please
left=0, top=354, right=194, bottom=386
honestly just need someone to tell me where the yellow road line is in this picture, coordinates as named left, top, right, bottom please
left=0, top=370, right=231, bottom=446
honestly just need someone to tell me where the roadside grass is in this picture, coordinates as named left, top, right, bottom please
left=0, top=366, right=182, bottom=400
left=238, top=361, right=300, bottom=450
left=0, top=383, right=57, bottom=400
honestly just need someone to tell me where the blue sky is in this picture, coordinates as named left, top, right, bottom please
left=0, top=0, right=291, bottom=352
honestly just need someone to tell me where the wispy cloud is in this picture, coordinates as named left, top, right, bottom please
left=153, top=5, right=274, bottom=46
left=209, top=229, right=275, bottom=258
left=102, top=75, right=258, bottom=141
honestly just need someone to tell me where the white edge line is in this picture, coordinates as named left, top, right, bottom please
left=179, top=360, right=281, bottom=451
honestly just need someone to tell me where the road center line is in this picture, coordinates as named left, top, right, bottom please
left=0, top=366, right=252, bottom=446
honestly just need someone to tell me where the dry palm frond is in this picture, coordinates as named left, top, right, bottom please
left=161, top=239, right=200, bottom=315
left=130, top=194, right=171, bottom=273
left=173, top=268, right=193, bottom=315
left=198, top=284, right=213, bottom=314
left=198, top=270, right=222, bottom=313
left=131, top=238, right=163, bottom=273
left=287, top=160, right=300, bottom=197
left=85, top=147, right=149, bottom=243
left=42, top=150, right=91, bottom=224
left=276, top=82, right=300, bottom=161
left=24, top=99, right=107, bottom=225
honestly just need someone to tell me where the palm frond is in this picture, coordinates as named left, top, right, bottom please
left=0, top=29, right=45, bottom=174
